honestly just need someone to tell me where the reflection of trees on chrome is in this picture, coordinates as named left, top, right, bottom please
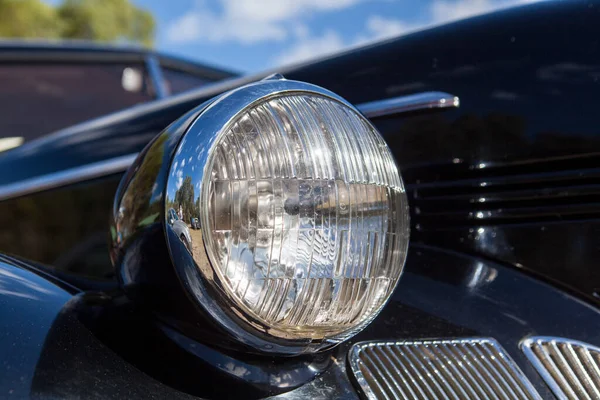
left=118, top=134, right=167, bottom=238
left=174, top=176, right=195, bottom=223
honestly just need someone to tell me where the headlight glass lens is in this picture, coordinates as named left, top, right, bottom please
left=202, top=93, right=408, bottom=341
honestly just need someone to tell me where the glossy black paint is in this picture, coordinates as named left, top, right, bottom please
left=1, top=1, right=599, bottom=303
left=1, top=2, right=600, bottom=397
left=5, top=244, right=600, bottom=398
left=0, top=254, right=74, bottom=398
left=61, top=292, right=331, bottom=398
left=288, top=0, right=600, bottom=306
left=0, top=176, right=121, bottom=281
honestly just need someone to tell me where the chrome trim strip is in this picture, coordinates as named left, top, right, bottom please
left=145, top=55, right=168, bottom=99
left=349, top=338, right=541, bottom=400
left=0, top=153, right=138, bottom=201
left=357, top=91, right=459, bottom=118
left=522, top=336, right=600, bottom=400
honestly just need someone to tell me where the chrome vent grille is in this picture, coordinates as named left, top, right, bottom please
left=522, top=336, right=600, bottom=400
left=349, top=338, right=541, bottom=400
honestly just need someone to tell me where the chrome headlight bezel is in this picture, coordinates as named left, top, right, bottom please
left=164, top=78, right=409, bottom=355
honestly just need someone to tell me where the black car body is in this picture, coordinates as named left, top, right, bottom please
left=1, top=1, right=600, bottom=398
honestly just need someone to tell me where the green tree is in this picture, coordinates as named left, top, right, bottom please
left=59, top=0, right=155, bottom=47
left=0, top=0, right=63, bottom=39
left=174, top=176, right=195, bottom=223
left=0, top=0, right=155, bottom=47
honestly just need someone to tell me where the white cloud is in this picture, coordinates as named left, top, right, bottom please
left=272, top=0, right=544, bottom=67
left=223, top=0, right=361, bottom=23
left=430, top=0, right=539, bottom=23
left=431, top=0, right=498, bottom=23
left=168, top=13, right=201, bottom=43
left=272, top=14, right=415, bottom=66
left=166, top=0, right=361, bottom=45
left=365, top=15, right=413, bottom=40
left=175, top=169, right=184, bottom=189
left=272, top=30, right=345, bottom=66
left=166, top=0, right=546, bottom=67
left=352, top=15, right=415, bottom=46
left=274, top=15, right=413, bottom=66
left=292, top=24, right=310, bottom=40
left=166, top=8, right=285, bottom=44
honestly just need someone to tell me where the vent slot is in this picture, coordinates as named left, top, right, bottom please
left=522, top=336, right=600, bottom=400
left=406, top=160, right=600, bottom=227
left=349, top=338, right=541, bottom=400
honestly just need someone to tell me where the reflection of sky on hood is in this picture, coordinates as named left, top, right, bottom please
left=0, top=261, right=71, bottom=397
left=0, top=267, right=55, bottom=300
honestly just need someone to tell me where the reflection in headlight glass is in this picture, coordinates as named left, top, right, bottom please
left=203, top=94, right=409, bottom=340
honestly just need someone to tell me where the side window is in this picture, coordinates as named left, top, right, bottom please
left=0, top=62, right=153, bottom=145
left=161, top=67, right=210, bottom=95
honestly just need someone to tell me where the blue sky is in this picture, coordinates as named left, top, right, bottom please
left=138, top=0, right=541, bottom=72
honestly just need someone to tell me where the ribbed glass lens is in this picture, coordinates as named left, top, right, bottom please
left=202, top=93, right=408, bottom=340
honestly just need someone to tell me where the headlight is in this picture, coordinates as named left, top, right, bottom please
left=114, top=77, right=409, bottom=355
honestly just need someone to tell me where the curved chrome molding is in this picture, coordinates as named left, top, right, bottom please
left=349, top=338, right=541, bottom=400
left=0, top=153, right=138, bottom=201
left=357, top=91, right=459, bottom=118
left=522, top=336, right=600, bottom=400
